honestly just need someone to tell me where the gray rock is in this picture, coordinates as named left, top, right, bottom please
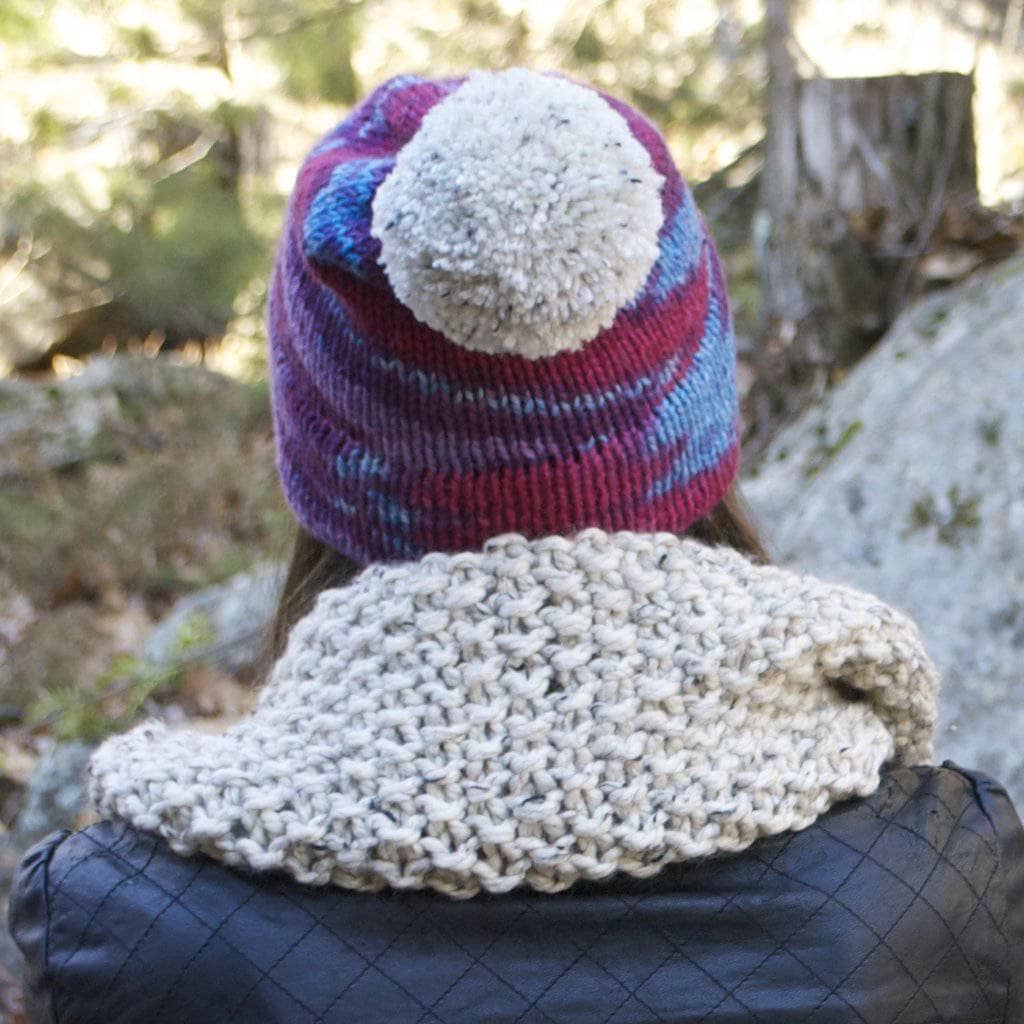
left=743, top=255, right=1024, bottom=804
left=0, top=374, right=119, bottom=477
left=15, top=741, right=93, bottom=841
left=142, top=563, right=285, bottom=675
left=0, top=354, right=229, bottom=478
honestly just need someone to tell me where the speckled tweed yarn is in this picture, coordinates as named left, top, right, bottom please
left=89, top=530, right=939, bottom=899
left=268, top=69, right=739, bottom=563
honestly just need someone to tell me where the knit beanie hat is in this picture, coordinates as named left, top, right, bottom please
left=268, top=68, right=739, bottom=563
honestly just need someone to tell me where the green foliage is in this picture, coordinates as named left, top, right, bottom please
left=261, top=4, right=361, bottom=104
left=2, top=0, right=765, bottom=365
left=175, top=610, right=217, bottom=653
left=6, top=100, right=272, bottom=346
left=921, top=305, right=950, bottom=340
left=1007, top=78, right=1024, bottom=106
left=553, top=1, right=764, bottom=169
left=906, top=486, right=983, bottom=547
left=571, top=21, right=603, bottom=63
left=108, top=157, right=262, bottom=338
left=978, top=415, right=1003, bottom=447
left=30, top=109, right=68, bottom=147
left=118, top=24, right=162, bottom=59
left=31, top=655, right=180, bottom=742
left=0, top=0, right=53, bottom=44
left=29, top=609, right=218, bottom=742
left=804, top=419, right=864, bottom=477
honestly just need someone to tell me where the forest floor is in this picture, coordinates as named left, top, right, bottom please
left=0, top=355, right=293, bottom=1019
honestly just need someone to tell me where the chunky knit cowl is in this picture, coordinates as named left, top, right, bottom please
left=89, top=530, right=939, bottom=898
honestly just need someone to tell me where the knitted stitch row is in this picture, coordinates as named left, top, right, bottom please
left=89, top=529, right=938, bottom=898
left=269, top=70, right=739, bottom=563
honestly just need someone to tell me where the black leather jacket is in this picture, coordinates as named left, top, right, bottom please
left=9, top=764, right=1024, bottom=1024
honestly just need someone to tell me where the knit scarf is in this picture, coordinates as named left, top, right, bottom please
left=89, top=529, right=939, bottom=898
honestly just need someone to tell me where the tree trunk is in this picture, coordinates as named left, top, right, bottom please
left=759, top=0, right=805, bottom=344
left=757, top=66, right=978, bottom=377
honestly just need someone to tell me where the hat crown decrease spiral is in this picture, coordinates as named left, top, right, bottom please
left=269, top=68, right=740, bottom=563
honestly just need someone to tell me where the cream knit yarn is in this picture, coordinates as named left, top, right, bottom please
left=370, top=69, right=665, bottom=358
left=89, top=529, right=939, bottom=898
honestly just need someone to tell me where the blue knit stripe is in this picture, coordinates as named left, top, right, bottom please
left=303, top=158, right=394, bottom=279
left=644, top=282, right=737, bottom=499
left=300, top=281, right=689, bottom=420
left=336, top=447, right=387, bottom=480
left=327, top=490, right=418, bottom=557
left=628, top=192, right=705, bottom=309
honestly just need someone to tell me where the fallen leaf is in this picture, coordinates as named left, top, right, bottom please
left=178, top=664, right=253, bottom=720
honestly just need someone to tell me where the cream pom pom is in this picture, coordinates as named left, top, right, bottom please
left=370, top=68, right=665, bottom=359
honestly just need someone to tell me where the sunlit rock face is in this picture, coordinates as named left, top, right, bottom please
left=744, top=255, right=1024, bottom=803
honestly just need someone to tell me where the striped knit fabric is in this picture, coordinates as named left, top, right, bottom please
left=268, top=71, right=740, bottom=563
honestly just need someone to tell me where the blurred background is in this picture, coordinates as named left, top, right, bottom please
left=1, top=0, right=1024, bottom=1016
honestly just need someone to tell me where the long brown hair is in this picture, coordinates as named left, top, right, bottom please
left=266, top=483, right=769, bottom=665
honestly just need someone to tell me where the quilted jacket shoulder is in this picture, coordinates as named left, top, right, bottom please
left=9, top=764, right=1024, bottom=1024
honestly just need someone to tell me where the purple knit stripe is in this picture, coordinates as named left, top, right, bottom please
left=276, top=218, right=709, bottom=460
left=272, top=258, right=716, bottom=549
left=270, top=279, right=423, bottom=557
left=272, top=316, right=724, bottom=558
left=272, top=252, right=662, bottom=474
left=276, top=273, right=710, bottom=476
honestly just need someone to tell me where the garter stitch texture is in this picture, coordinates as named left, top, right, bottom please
left=89, top=530, right=939, bottom=899
left=269, top=69, right=739, bottom=563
